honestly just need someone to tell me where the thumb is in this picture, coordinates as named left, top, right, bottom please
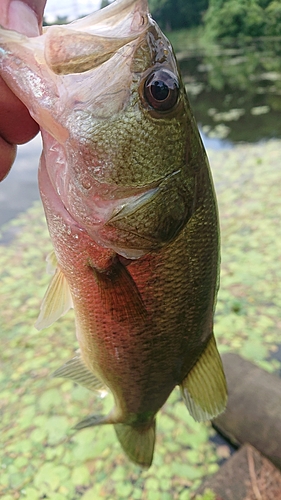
left=0, top=0, right=47, bottom=36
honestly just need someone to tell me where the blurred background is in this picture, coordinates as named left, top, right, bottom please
left=1, top=2, right=281, bottom=499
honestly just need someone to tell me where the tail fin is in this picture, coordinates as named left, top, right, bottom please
left=114, top=421, right=156, bottom=468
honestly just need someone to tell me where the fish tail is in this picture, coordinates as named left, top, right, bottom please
left=114, top=420, right=156, bottom=468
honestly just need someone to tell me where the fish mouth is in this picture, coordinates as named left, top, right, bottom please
left=69, top=0, right=149, bottom=34
left=44, top=0, right=150, bottom=75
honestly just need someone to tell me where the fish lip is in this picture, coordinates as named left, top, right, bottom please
left=68, top=0, right=149, bottom=37
left=94, top=0, right=148, bottom=25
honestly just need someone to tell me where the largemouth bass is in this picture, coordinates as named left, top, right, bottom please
left=0, top=0, right=227, bottom=467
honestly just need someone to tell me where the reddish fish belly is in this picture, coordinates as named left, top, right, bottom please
left=39, top=154, right=176, bottom=416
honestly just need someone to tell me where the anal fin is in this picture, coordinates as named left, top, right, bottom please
left=180, top=334, right=227, bottom=422
left=52, top=354, right=107, bottom=394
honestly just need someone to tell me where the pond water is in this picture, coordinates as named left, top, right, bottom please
left=181, top=38, right=281, bottom=144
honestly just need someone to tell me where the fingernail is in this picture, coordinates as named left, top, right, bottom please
left=8, top=0, right=40, bottom=37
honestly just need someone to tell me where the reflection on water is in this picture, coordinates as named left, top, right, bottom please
left=181, top=38, right=281, bottom=143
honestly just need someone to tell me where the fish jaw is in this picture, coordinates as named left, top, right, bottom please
left=0, top=1, right=196, bottom=257
left=44, top=0, right=150, bottom=75
left=0, top=0, right=149, bottom=128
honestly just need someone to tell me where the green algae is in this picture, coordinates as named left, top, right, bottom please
left=0, top=140, right=281, bottom=499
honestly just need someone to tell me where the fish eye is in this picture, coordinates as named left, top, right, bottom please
left=143, top=69, right=179, bottom=111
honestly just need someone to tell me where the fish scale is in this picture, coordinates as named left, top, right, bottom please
left=0, top=0, right=227, bottom=467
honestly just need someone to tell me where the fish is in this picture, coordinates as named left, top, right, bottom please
left=0, top=0, right=227, bottom=467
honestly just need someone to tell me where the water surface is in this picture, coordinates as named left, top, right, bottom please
left=182, top=38, right=281, bottom=144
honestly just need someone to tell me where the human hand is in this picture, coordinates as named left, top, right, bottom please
left=0, top=0, right=47, bottom=181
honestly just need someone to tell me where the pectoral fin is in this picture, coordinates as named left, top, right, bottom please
left=91, top=258, right=147, bottom=324
left=180, top=334, right=227, bottom=422
left=35, top=264, right=73, bottom=331
left=52, top=354, right=107, bottom=393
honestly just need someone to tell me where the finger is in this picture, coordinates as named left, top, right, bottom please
left=0, top=136, right=17, bottom=181
left=0, top=78, right=39, bottom=145
left=0, top=0, right=46, bottom=153
left=0, top=0, right=47, bottom=36
left=7, top=0, right=47, bottom=36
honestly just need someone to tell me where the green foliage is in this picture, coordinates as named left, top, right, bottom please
left=180, top=35, right=281, bottom=144
left=167, top=26, right=205, bottom=53
left=204, top=0, right=281, bottom=40
left=100, top=0, right=110, bottom=9
left=196, top=489, right=217, bottom=500
left=201, top=41, right=264, bottom=93
left=149, top=0, right=209, bottom=31
left=149, top=0, right=170, bottom=9
left=264, top=1, right=281, bottom=36
left=204, top=0, right=264, bottom=39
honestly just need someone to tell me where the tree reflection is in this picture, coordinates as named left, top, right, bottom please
left=181, top=38, right=281, bottom=143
